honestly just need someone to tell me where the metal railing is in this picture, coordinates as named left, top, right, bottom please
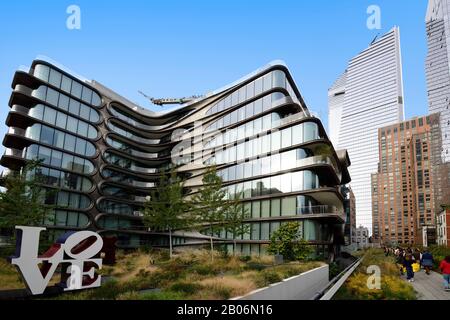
left=296, top=205, right=338, bottom=215
left=312, top=256, right=364, bottom=300
left=3, top=148, right=24, bottom=158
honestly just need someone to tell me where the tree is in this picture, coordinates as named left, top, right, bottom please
left=192, top=166, right=228, bottom=260
left=0, top=160, right=55, bottom=234
left=268, top=222, right=313, bottom=261
left=224, top=192, right=250, bottom=256
left=142, top=169, right=192, bottom=259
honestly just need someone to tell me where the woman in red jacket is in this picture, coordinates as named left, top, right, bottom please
left=439, top=256, right=450, bottom=291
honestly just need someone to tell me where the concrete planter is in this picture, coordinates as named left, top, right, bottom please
left=231, top=265, right=329, bottom=300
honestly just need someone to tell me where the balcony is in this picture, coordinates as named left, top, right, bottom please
left=3, top=148, right=24, bottom=158
left=8, top=127, right=26, bottom=136
left=296, top=205, right=339, bottom=215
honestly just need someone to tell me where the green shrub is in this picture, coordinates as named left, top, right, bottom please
left=140, top=290, right=186, bottom=300
left=267, top=222, right=313, bottom=261
left=255, top=270, right=282, bottom=287
left=239, top=255, right=252, bottom=262
left=245, top=262, right=267, bottom=272
left=170, top=282, right=203, bottom=295
left=190, top=264, right=215, bottom=276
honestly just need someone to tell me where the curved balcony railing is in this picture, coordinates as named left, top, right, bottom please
left=3, top=148, right=24, bottom=158
left=296, top=155, right=340, bottom=178
left=110, top=107, right=176, bottom=131
left=8, top=127, right=26, bottom=136
left=11, top=104, right=30, bottom=114
left=107, top=122, right=160, bottom=145
left=296, top=205, right=339, bottom=215
left=128, top=149, right=159, bottom=159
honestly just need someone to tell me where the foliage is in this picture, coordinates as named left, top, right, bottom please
left=333, top=249, right=417, bottom=300
left=224, top=192, right=250, bottom=255
left=427, top=245, right=450, bottom=270
left=192, top=166, right=227, bottom=232
left=267, top=222, right=313, bottom=261
left=142, top=170, right=193, bottom=258
left=38, top=249, right=322, bottom=300
left=170, top=281, right=203, bottom=295
left=0, top=160, right=57, bottom=233
left=254, top=270, right=282, bottom=287
left=191, top=166, right=228, bottom=258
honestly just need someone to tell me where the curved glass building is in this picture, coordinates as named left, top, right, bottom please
left=1, top=59, right=351, bottom=259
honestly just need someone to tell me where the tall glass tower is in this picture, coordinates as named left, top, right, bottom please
left=426, top=0, right=450, bottom=163
left=328, top=27, right=405, bottom=234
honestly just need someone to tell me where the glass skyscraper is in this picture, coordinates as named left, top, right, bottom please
left=328, top=27, right=405, bottom=234
left=1, top=59, right=351, bottom=258
left=426, top=0, right=450, bottom=163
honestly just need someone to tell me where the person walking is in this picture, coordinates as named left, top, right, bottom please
left=421, top=250, right=434, bottom=275
left=439, top=256, right=450, bottom=291
left=404, top=253, right=415, bottom=282
left=413, top=248, right=421, bottom=265
left=397, top=249, right=405, bottom=276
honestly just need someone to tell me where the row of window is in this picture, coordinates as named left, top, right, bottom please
left=98, top=199, right=134, bottom=216
left=221, top=170, right=321, bottom=200
left=101, top=185, right=139, bottom=201
left=102, top=168, right=156, bottom=188
left=28, top=166, right=93, bottom=192
left=218, top=148, right=313, bottom=182
left=25, top=124, right=96, bottom=157
left=104, top=151, right=157, bottom=173
left=33, top=64, right=102, bottom=107
left=213, top=219, right=327, bottom=242
left=206, top=92, right=285, bottom=132
left=205, top=112, right=282, bottom=149
left=28, top=104, right=98, bottom=139
left=205, top=122, right=320, bottom=166
left=44, top=189, right=92, bottom=210
left=205, top=70, right=288, bottom=116
left=239, top=195, right=320, bottom=219
left=97, top=215, right=143, bottom=230
left=107, top=122, right=159, bottom=144
left=44, top=210, right=90, bottom=228
left=110, top=105, right=164, bottom=131
left=31, top=86, right=100, bottom=123
left=25, top=144, right=95, bottom=175
left=106, top=137, right=158, bottom=159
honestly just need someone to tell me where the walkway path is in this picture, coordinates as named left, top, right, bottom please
left=405, top=270, right=450, bottom=300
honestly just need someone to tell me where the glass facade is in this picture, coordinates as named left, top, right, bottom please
left=24, top=144, right=95, bottom=175
left=222, top=170, right=320, bottom=200
left=31, top=86, right=100, bottom=123
left=44, top=210, right=90, bottom=228
left=25, top=124, right=96, bottom=157
left=205, top=70, right=295, bottom=116
left=107, top=122, right=160, bottom=144
left=33, top=64, right=102, bottom=107
left=205, top=122, right=319, bottom=166
left=28, top=104, right=98, bottom=139
left=2, top=60, right=350, bottom=256
left=206, top=92, right=286, bottom=132
left=28, top=166, right=93, bottom=192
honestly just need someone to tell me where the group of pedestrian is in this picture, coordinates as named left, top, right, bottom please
left=386, top=246, right=450, bottom=291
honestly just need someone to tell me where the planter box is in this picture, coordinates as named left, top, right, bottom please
left=231, top=265, right=329, bottom=301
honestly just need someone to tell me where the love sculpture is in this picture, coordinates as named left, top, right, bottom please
left=8, top=226, right=103, bottom=295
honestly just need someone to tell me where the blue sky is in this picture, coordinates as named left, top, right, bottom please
left=0, top=0, right=429, bottom=145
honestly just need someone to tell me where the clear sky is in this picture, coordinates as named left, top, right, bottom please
left=0, top=0, right=429, bottom=149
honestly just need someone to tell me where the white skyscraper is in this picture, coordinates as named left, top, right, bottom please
left=328, top=71, right=347, bottom=148
left=328, top=27, right=405, bottom=233
left=426, top=0, right=450, bottom=163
